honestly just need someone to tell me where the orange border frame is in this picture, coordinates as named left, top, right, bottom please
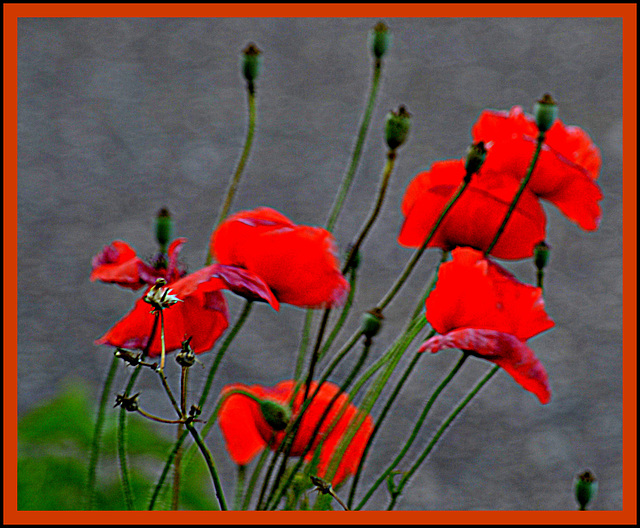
left=4, top=3, right=637, bottom=525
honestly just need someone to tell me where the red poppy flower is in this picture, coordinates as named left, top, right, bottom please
left=398, top=159, right=547, bottom=260
left=210, top=207, right=350, bottom=308
left=419, top=247, right=555, bottom=403
left=217, top=380, right=373, bottom=485
left=93, top=239, right=279, bottom=358
left=472, top=105, right=602, bottom=231
left=91, top=238, right=186, bottom=289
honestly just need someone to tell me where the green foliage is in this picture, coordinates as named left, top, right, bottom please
left=18, top=382, right=218, bottom=510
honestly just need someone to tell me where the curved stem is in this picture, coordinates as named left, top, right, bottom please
left=186, top=423, right=228, bottom=510
left=377, top=177, right=469, bottom=311
left=207, top=88, right=257, bottom=264
left=148, top=428, right=189, bottom=510
left=484, top=132, right=545, bottom=256
left=326, top=59, right=383, bottom=233
left=85, top=354, right=119, bottom=510
left=198, top=300, right=253, bottom=409
left=117, top=365, right=142, bottom=510
left=386, top=364, right=500, bottom=510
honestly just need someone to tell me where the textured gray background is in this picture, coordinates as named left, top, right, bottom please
left=18, top=17, right=623, bottom=510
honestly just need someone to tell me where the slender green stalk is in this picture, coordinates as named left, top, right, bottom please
left=377, top=177, right=469, bottom=311
left=171, top=366, right=189, bottom=510
left=186, top=423, right=228, bottom=510
left=242, top=448, right=270, bottom=510
left=326, top=59, right=383, bottom=233
left=198, top=300, right=253, bottom=409
left=484, top=132, right=545, bottom=256
left=294, top=310, right=315, bottom=380
left=356, top=353, right=468, bottom=510
left=342, top=150, right=396, bottom=274
left=148, top=428, right=189, bottom=510
left=117, top=365, right=142, bottom=510
left=386, top=364, right=500, bottom=510
left=234, top=465, right=246, bottom=511
left=318, top=269, right=358, bottom=363
left=206, top=89, right=257, bottom=264
left=85, top=354, right=119, bottom=510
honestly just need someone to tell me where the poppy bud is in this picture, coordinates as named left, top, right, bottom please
left=533, top=93, right=558, bottom=133
left=259, top=400, right=291, bottom=431
left=361, top=308, right=384, bottom=340
left=385, top=105, right=411, bottom=151
left=464, top=141, right=487, bottom=178
left=242, top=43, right=262, bottom=92
left=575, top=469, right=597, bottom=510
left=534, top=241, right=551, bottom=271
left=370, top=21, right=391, bottom=60
left=155, top=207, right=173, bottom=252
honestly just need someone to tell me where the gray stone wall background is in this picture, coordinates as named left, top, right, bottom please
left=17, top=17, right=623, bottom=510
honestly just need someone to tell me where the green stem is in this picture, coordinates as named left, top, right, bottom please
left=342, top=149, right=396, bottom=274
left=171, top=366, right=188, bottom=510
left=207, top=88, right=257, bottom=265
left=484, top=132, right=545, bottom=256
left=186, top=423, right=228, bottom=510
left=294, top=310, right=315, bottom=380
left=377, top=177, right=469, bottom=311
left=386, top=364, right=500, bottom=510
left=234, top=465, right=246, bottom=511
left=148, top=428, right=189, bottom=510
left=356, top=352, right=467, bottom=510
left=198, top=300, right=253, bottom=409
left=85, top=354, right=119, bottom=510
left=117, top=365, right=142, bottom=510
left=318, top=269, right=357, bottom=363
left=326, top=59, right=383, bottom=233
left=242, top=447, right=270, bottom=510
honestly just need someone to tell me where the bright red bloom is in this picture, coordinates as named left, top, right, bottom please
left=472, top=105, right=602, bottom=231
left=217, top=380, right=373, bottom=485
left=398, top=159, right=547, bottom=260
left=93, top=238, right=279, bottom=358
left=210, top=207, right=350, bottom=308
left=419, top=247, right=555, bottom=404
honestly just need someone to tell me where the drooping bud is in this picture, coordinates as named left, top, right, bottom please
left=242, top=43, right=262, bottom=93
left=534, top=93, right=558, bottom=133
left=155, top=207, right=173, bottom=253
left=384, top=105, right=411, bottom=151
left=361, top=307, right=384, bottom=341
left=370, top=21, right=391, bottom=61
left=534, top=241, right=551, bottom=271
left=575, top=469, right=598, bottom=510
left=464, top=141, right=487, bottom=179
left=259, top=400, right=291, bottom=431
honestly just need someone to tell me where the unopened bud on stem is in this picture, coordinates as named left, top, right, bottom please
left=534, top=93, right=558, bottom=133
left=385, top=105, right=411, bottom=151
left=370, top=22, right=391, bottom=61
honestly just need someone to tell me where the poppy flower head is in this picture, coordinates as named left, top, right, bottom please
left=211, top=207, right=350, bottom=308
left=398, top=159, right=547, bottom=260
left=420, top=247, right=554, bottom=403
left=472, top=106, right=603, bottom=231
left=91, top=238, right=187, bottom=290
left=217, top=380, right=373, bottom=485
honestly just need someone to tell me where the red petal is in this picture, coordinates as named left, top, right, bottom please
left=96, top=284, right=229, bottom=357
left=420, top=329, right=551, bottom=404
left=211, top=207, right=350, bottom=308
left=472, top=106, right=602, bottom=231
left=426, top=247, right=554, bottom=340
left=217, top=384, right=270, bottom=466
left=90, top=240, right=160, bottom=290
left=398, top=160, right=547, bottom=260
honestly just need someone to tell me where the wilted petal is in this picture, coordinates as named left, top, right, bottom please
left=90, top=240, right=161, bottom=289
left=420, top=328, right=551, bottom=404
